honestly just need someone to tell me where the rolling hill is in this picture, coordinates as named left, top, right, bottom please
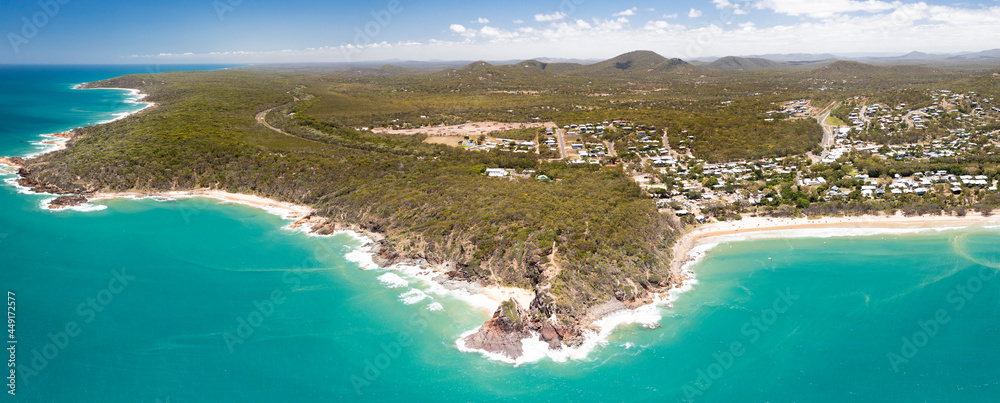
left=706, top=56, right=780, bottom=70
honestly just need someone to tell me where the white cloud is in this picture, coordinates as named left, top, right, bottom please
left=753, top=0, right=897, bottom=18
left=480, top=26, right=506, bottom=38
left=662, top=13, right=679, bottom=19
left=688, top=8, right=703, bottom=17
left=713, top=0, right=734, bottom=8
left=644, top=20, right=685, bottom=34
left=614, top=7, right=637, bottom=17
left=714, top=0, right=751, bottom=15
left=473, top=17, right=490, bottom=24
left=535, top=11, right=567, bottom=22
left=513, top=19, right=525, bottom=24
left=127, top=3, right=1000, bottom=65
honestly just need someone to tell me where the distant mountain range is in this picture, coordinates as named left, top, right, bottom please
left=737, top=49, right=1000, bottom=65
left=249, top=49, right=1000, bottom=76
left=433, top=50, right=699, bottom=81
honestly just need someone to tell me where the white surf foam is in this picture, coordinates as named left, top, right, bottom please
left=399, top=288, right=429, bottom=305
left=3, top=177, right=48, bottom=195
left=38, top=197, right=108, bottom=213
left=344, top=249, right=379, bottom=270
left=702, top=226, right=978, bottom=245
left=23, top=135, right=70, bottom=158
left=455, top=271, right=700, bottom=366
left=377, top=273, right=409, bottom=289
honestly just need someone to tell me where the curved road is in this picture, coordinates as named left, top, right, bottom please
left=255, top=106, right=325, bottom=145
left=255, top=107, right=290, bottom=135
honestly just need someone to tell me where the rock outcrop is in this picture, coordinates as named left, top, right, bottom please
left=48, top=195, right=88, bottom=209
left=462, top=298, right=532, bottom=359
left=461, top=297, right=585, bottom=358
left=0, top=157, right=26, bottom=167
left=16, top=168, right=66, bottom=194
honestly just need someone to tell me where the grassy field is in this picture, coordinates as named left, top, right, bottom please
left=825, top=115, right=848, bottom=126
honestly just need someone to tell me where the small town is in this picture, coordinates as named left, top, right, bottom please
left=471, top=87, right=1000, bottom=222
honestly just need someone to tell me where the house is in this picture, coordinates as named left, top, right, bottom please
left=485, top=168, right=509, bottom=177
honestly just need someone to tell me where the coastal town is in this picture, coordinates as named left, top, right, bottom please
left=391, top=87, right=1000, bottom=222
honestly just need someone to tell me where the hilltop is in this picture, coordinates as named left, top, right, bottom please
left=435, top=51, right=696, bottom=85
left=705, top=56, right=780, bottom=71
left=578, top=50, right=693, bottom=75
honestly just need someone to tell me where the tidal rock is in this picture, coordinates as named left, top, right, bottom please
left=538, top=322, right=562, bottom=349
left=16, top=168, right=65, bottom=194
left=461, top=298, right=531, bottom=359
left=49, top=195, right=88, bottom=209
left=0, top=157, right=25, bottom=167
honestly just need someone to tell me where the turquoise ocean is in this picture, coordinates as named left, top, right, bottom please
left=2, top=66, right=1000, bottom=402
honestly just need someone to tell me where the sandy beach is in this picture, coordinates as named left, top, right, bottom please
left=89, top=189, right=315, bottom=220
left=670, top=213, right=1000, bottom=275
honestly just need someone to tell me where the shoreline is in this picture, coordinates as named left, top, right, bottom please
left=87, top=190, right=537, bottom=313
left=7, top=81, right=538, bottom=315
left=25, top=78, right=1000, bottom=367
left=20, top=86, right=156, bottom=158
left=670, top=213, right=1000, bottom=275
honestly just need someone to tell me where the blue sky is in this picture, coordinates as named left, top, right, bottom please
left=2, top=0, right=999, bottom=64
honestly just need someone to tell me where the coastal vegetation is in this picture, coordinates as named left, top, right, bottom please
left=20, top=65, right=682, bottom=345
left=15, top=50, right=1000, bottom=356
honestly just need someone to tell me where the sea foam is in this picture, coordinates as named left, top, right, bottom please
left=455, top=272, right=700, bottom=366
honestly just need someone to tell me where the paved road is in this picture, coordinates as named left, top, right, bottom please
left=555, top=127, right=568, bottom=159
left=256, top=107, right=289, bottom=135
left=255, top=106, right=321, bottom=144
left=859, top=105, right=872, bottom=128
left=814, top=101, right=840, bottom=160
left=902, top=109, right=928, bottom=129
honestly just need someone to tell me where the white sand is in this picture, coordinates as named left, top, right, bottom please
left=671, top=212, right=1000, bottom=275
left=482, top=286, right=535, bottom=310
left=89, top=189, right=314, bottom=220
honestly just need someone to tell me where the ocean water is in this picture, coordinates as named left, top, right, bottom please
left=2, top=66, right=1000, bottom=402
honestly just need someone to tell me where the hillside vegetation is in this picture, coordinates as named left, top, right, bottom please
left=18, top=51, right=992, bottom=351
left=20, top=68, right=682, bottom=343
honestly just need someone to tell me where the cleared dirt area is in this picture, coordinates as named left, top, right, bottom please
left=424, top=135, right=507, bottom=147
left=372, top=121, right=552, bottom=137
